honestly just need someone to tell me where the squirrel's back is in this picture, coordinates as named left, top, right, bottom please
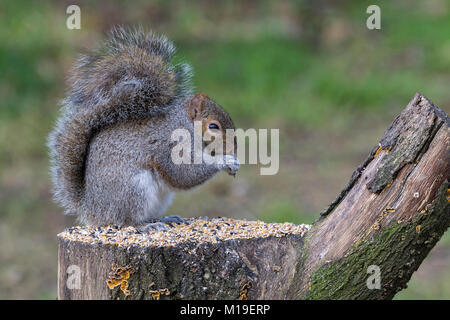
left=47, top=27, right=193, bottom=215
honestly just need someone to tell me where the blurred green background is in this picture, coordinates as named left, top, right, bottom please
left=0, top=0, right=449, bottom=299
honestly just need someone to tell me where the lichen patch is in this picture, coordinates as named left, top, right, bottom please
left=106, top=265, right=133, bottom=296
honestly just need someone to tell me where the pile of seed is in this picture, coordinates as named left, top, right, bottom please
left=58, top=217, right=310, bottom=248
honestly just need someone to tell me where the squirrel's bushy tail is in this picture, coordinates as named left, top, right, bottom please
left=47, top=26, right=193, bottom=214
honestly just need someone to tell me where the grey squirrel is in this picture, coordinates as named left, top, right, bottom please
left=47, top=27, right=239, bottom=230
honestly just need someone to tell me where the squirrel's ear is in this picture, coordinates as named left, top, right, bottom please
left=187, top=93, right=209, bottom=121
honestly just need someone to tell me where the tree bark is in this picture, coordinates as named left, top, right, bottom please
left=58, top=93, right=449, bottom=300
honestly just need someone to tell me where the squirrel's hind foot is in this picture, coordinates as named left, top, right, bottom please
left=137, top=221, right=171, bottom=232
left=160, top=215, right=189, bottom=225
left=138, top=215, right=189, bottom=232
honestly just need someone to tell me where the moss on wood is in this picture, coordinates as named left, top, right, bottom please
left=304, top=181, right=449, bottom=300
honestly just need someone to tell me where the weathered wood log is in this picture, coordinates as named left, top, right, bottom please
left=57, top=93, right=449, bottom=300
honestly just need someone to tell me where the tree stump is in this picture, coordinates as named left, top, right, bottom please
left=58, top=93, right=449, bottom=300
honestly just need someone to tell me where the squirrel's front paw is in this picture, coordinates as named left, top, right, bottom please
left=222, top=155, right=240, bottom=177
left=203, top=152, right=240, bottom=176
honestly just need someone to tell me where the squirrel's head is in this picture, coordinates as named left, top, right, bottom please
left=186, top=93, right=236, bottom=155
left=186, top=93, right=239, bottom=176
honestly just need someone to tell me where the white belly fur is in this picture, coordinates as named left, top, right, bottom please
left=133, top=170, right=174, bottom=220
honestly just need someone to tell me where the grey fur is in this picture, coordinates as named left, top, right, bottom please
left=47, top=27, right=238, bottom=227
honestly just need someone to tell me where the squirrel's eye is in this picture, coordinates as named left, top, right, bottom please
left=208, top=123, right=220, bottom=130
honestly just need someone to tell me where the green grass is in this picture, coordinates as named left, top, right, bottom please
left=179, top=26, right=449, bottom=126
left=261, top=198, right=316, bottom=225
